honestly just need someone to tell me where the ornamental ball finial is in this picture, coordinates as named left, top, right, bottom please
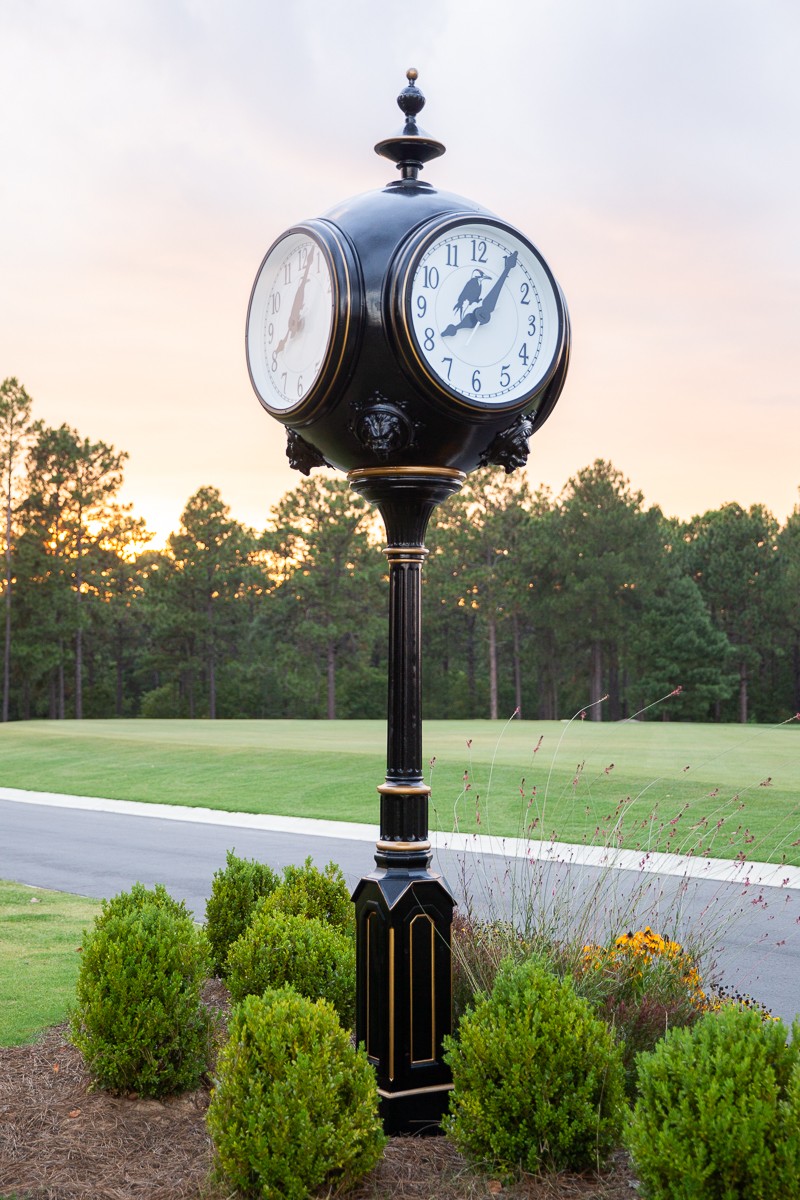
left=397, top=70, right=425, bottom=130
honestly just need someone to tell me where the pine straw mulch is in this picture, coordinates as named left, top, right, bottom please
left=0, top=980, right=639, bottom=1200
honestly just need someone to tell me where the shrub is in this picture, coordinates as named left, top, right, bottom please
left=205, top=850, right=278, bottom=975
left=70, top=889, right=212, bottom=1097
left=226, top=909, right=356, bottom=1028
left=626, top=1007, right=800, bottom=1200
left=94, top=880, right=191, bottom=927
left=444, top=958, right=625, bottom=1174
left=207, top=987, right=385, bottom=1200
left=452, top=917, right=705, bottom=1097
left=257, top=856, right=354, bottom=938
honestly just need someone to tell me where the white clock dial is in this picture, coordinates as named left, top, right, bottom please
left=247, top=232, right=334, bottom=412
left=409, top=223, right=560, bottom=405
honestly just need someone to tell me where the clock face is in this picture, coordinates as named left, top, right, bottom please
left=407, top=222, right=561, bottom=407
left=246, top=232, right=334, bottom=412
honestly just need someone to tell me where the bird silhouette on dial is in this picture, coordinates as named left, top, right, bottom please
left=453, top=269, right=490, bottom=319
left=442, top=252, right=518, bottom=338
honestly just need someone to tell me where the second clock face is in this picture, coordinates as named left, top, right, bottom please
left=408, top=222, right=561, bottom=406
left=247, top=231, right=334, bottom=413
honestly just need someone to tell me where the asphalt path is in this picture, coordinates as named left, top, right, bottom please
left=2, top=798, right=798, bottom=1026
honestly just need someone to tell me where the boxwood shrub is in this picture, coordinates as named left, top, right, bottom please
left=444, top=957, right=625, bottom=1173
left=626, top=1007, right=800, bottom=1199
left=256, top=856, right=354, bottom=938
left=226, top=908, right=356, bottom=1028
left=94, top=880, right=190, bottom=925
left=70, top=886, right=212, bottom=1097
left=204, top=850, right=279, bottom=975
left=207, top=987, right=385, bottom=1200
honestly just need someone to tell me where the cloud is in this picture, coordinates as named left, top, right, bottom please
left=1, top=0, right=798, bottom=539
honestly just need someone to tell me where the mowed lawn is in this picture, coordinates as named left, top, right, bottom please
left=1, top=718, right=799, bottom=864
left=0, top=879, right=101, bottom=1045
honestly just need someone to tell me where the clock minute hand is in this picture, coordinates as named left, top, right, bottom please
left=275, top=250, right=315, bottom=356
left=471, top=250, right=518, bottom=325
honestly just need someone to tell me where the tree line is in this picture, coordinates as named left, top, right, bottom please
left=2, top=376, right=798, bottom=725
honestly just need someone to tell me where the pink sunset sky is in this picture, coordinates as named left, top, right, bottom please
left=2, top=0, right=798, bottom=543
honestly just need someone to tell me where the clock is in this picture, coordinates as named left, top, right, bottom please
left=388, top=214, right=568, bottom=419
left=245, top=220, right=362, bottom=423
left=246, top=73, right=569, bottom=474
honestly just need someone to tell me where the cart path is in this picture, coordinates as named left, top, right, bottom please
left=2, top=791, right=798, bottom=1027
left=2, top=786, right=798, bottom=889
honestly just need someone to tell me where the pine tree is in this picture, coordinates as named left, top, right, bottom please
left=0, top=378, right=34, bottom=721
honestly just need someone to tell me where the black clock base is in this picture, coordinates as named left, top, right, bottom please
left=377, top=1084, right=454, bottom=1137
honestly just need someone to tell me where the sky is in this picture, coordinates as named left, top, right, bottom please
left=1, top=0, right=799, bottom=544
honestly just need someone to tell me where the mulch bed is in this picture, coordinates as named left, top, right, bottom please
left=0, top=981, right=639, bottom=1200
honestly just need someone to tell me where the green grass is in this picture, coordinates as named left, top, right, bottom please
left=1, top=718, right=799, bottom=864
left=0, top=879, right=101, bottom=1046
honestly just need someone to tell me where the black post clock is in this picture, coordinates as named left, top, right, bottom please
left=246, top=70, right=570, bottom=1136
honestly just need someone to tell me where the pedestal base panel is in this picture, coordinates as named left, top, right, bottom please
left=377, top=1084, right=453, bottom=1136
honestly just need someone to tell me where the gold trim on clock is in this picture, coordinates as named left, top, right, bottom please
left=348, top=466, right=466, bottom=480
left=387, top=212, right=567, bottom=420
left=246, top=219, right=362, bottom=426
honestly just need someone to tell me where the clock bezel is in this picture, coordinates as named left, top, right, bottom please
left=386, top=212, right=568, bottom=421
left=245, top=218, right=363, bottom=426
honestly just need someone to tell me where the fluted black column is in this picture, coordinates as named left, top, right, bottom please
left=348, top=467, right=464, bottom=868
left=349, top=465, right=464, bottom=1136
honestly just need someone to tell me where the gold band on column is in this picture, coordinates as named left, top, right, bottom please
left=377, top=783, right=431, bottom=795
left=383, top=552, right=428, bottom=564
left=376, top=839, right=432, bottom=853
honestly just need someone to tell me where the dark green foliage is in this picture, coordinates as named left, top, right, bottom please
left=256, top=856, right=354, bottom=938
left=444, top=958, right=625, bottom=1174
left=70, top=889, right=211, bottom=1098
left=205, top=850, right=279, bottom=975
left=207, top=987, right=386, bottom=1200
left=626, top=1008, right=800, bottom=1200
left=226, top=909, right=356, bottom=1028
left=7, top=393, right=800, bottom=727
left=633, top=572, right=734, bottom=720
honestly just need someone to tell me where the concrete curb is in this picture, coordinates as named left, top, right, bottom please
left=3, top=785, right=798, bottom=891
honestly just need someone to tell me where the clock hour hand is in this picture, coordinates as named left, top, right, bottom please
left=441, top=310, right=480, bottom=338
left=275, top=249, right=315, bottom=356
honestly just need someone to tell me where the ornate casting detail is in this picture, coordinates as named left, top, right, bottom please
left=349, top=392, right=420, bottom=460
left=478, top=412, right=536, bottom=474
left=285, top=429, right=328, bottom=475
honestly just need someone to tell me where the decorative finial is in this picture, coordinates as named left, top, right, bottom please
left=397, top=69, right=425, bottom=136
left=375, top=69, right=445, bottom=182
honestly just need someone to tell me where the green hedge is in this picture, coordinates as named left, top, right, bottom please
left=205, top=850, right=279, bottom=975
left=444, top=958, right=625, bottom=1173
left=255, top=857, right=354, bottom=938
left=226, top=908, right=356, bottom=1028
left=626, top=1007, right=800, bottom=1199
left=207, top=987, right=385, bottom=1200
left=70, top=885, right=211, bottom=1097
